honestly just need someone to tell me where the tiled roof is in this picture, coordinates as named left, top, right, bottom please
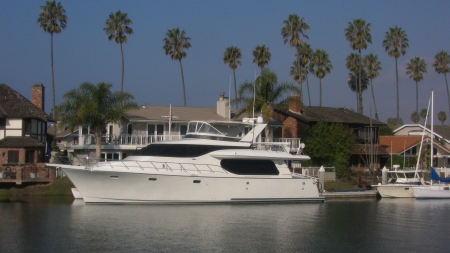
left=126, top=105, right=242, bottom=122
left=0, top=136, right=45, bottom=148
left=353, top=143, right=389, bottom=155
left=276, top=106, right=385, bottom=125
left=0, top=83, right=52, bottom=121
left=379, top=135, right=450, bottom=154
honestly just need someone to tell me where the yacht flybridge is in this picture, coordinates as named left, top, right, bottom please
left=47, top=120, right=324, bottom=204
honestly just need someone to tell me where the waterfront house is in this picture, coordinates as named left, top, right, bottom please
left=0, top=84, right=54, bottom=184
left=271, top=96, right=388, bottom=171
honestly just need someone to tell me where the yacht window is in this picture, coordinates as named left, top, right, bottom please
left=138, top=144, right=247, bottom=157
left=220, top=159, right=279, bottom=175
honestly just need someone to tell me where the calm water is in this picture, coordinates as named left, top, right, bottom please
left=0, top=198, right=449, bottom=253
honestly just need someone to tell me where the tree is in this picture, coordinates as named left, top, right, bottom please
left=233, top=68, right=299, bottom=141
left=406, top=57, right=427, bottom=113
left=223, top=46, right=242, bottom=108
left=252, top=45, right=271, bottom=76
left=420, top=108, right=428, bottom=124
left=296, top=42, right=313, bottom=106
left=304, top=121, right=356, bottom=178
left=37, top=0, right=67, bottom=125
left=411, top=111, right=420, bottom=124
left=346, top=53, right=362, bottom=109
left=433, top=51, right=450, bottom=123
left=281, top=14, right=309, bottom=102
left=56, top=82, right=138, bottom=158
left=347, top=70, right=369, bottom=110
left=345, top=18, right=372, bottom=114
left=104, top=10, right=133, bottom=93
left=383, top=26, right=409, bottom=122
left=438, top=111, right=447, bottom=125
left=163, top=28, right=192, bottom=106
left=310, top=49, right=332, bottom=107
left=364, top=54, right=382, bottom=120
left=290, top=60, right=306, bottom=98
left=387, top=117, right=404, bottom=129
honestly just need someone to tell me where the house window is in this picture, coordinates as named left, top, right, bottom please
left=73, top=136, right=79, bottom=145
left=101, top=152, right=119, bottom=161
left=8, top=151, right=19, bottom=164
left=148, top=124, right=164, bottom=141
left=180, top=125, right=187, bottom=135
left=0, top=118, right=5, bottom=129
left=24, top=119, right=32, bottom=134
left=82, top=127, right=89, bottom=135
left=25, top=150, right=34, bottom=164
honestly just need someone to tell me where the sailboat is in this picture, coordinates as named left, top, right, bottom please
left=413, top=91, right=450, bottom=199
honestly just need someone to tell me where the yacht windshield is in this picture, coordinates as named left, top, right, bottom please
left=187, top=121, right=223, bottom=136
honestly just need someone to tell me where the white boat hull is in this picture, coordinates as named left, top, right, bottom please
left=71, top=188, right=83, bottom=199
left=374, top=185, right=416, bottom=198
left=413, top=185, right=450, bottom=199
left=62, top=167, right=324, bottom=204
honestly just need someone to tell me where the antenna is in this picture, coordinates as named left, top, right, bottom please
left=161, top=104, right=178, bottom=140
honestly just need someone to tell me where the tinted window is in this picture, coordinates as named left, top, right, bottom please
left=138, top=144, right=248, bottom=157
left=221, top=159, right=279, bottom=175
left=8, top=151, right=19, bottom=164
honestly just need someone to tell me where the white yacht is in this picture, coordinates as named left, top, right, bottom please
left=48, top=120, right=324, bottom=204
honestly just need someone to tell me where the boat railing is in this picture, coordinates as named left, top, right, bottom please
left=49, top=157, right=228, bottom=174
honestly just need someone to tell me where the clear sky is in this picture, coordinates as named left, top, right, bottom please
left=1, top=0, right=450, bottom=124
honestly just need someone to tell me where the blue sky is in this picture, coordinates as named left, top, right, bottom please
left=1, top=0, right=450, bottom=123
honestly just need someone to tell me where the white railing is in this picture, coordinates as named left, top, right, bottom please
left=77, top=134, right=184, bottom=146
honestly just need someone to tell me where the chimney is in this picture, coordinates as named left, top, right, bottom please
left=217, top=92, right=230, bottom=119
left=289, top=95, right=302, bottom=114
left=31, top=84, right=45, bottom=111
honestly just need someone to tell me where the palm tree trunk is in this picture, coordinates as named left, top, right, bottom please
left=370, top=79, right=379, bottom=120
left=445, top=73, right=450, bottom=124
left=179, top=59, right=187, bottom=106
left=233, top=68, right=238, bottom=109
left=94, top=130, right=102, bottom=159
left=50, top=33, right=56, bottom=137
left=120, top=42, right=124, bottom=93
left=306, top=74, right=311, bottom=106
left=395, top=57, right=400, bottom=122
left=319, top=78, right=322, bottom=107
left=415, top=81, right=419, bottom=113
left=358, top=50, right=363, bottom=114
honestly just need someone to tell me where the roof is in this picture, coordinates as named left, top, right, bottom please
left=394, top=124, right=450, bottom=145
left=379, top=135, right=450, bottom=154
left=275, top=106, right=385, bottom=126
left=126, top=104, right=242, bottom=122
left=0, top=136, right=45, bottom=148
left=0, top=83, right=52, bottom=121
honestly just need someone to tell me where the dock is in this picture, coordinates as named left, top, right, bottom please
left=322, top=190, right=379, bottom=199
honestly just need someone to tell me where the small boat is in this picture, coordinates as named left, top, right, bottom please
left=48, top=120, right=324, bottom=204
left=373, top=168, right=423, bottom=198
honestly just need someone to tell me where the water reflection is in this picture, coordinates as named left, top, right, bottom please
left=0, top=199, right=449, bottom=253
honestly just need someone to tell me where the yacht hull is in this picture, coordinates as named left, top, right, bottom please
left=413, top=185, right=450, bottom=199
left=62, top=167, right=324, bottom=204
left=374, top=185, right=416, bottom=198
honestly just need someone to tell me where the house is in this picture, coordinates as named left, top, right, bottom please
left=51, top=94, right=264, bottom=161
left=0, top=83, right=54, bottom=183
left=271, top=96, right=389, bottom=170
left=381, top=124, right=450, bottom=168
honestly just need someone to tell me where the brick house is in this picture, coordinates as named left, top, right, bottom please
left=271, top=95, right=388, bottom=170
left=0, top=83, right=54, bottom=183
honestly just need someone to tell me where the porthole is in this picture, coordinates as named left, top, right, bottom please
left=193, top=180, right=201, bottom=183
left=148, top=178, right=157, bottom=181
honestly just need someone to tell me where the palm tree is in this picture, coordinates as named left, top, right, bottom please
left=310, top=49, right=333, bottom=107
left=438, top=111, right=447, bottom=126
left=163, top=28, right=192, bottom=106
left=281, top=14, right=309, bottom=101
left=383, top=26, right=409, bottom=122
left=345, top=18, right=372, bottom=114
left=252, top=45, right=271, bottom=76
left=411, top=111, right=420, bottom=124
left=223, top=46, right=242, bottom=107
left=347, top=70, right=369, bottom=110
left=290, top=60, right=306, bottom=97
left=104, top=10, right=133, bottom=93
left=57, top=82, right=138, bottom=158
left=433, top=51, right=450, bottom=123
left=233, top=68, right=299, bottom=140
left=364, top=54, right=382, bottom=120
left=296, top=42, right=313, bottom=106
left=37, top=0, right=67, bottom=124
left=406, top=57, right=427, bottom=113
left=420, top=108, right=428, bottom=124
left=346, top=53, right=361, bottom=109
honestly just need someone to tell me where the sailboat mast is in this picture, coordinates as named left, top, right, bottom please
left=431, top=91, right=434, bottom=168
